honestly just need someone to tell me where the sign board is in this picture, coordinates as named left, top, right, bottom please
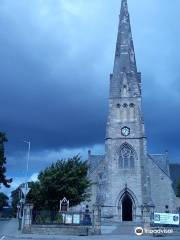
left=62, top=213, right=66, bottom=223
left=154, top=213, right=180, bottom=225
left=73, top=214, right=80, bottom=224
left=21, top=183, right=31, bottom=196
left=65, top=214, right=73, bottom=224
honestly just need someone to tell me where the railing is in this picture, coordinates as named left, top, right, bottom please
left=32, top=210, right=92, bottom=226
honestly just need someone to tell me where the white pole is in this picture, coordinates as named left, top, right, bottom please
left=24, top=141, right=31, bottom=186
left=24, top=140, right=31, bottom=201
left=21, top=140, right=31, bottom=232
left=26, top=141, right=30, bottom=183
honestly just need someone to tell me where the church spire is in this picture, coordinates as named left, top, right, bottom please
left=110, top=0, right=141, bottom=98
left=113, top=0, right=137, bottom=75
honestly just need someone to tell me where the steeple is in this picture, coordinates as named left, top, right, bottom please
left=110, top=0, right=141, bottom=98
left=114, top=0, right=137, bottom=74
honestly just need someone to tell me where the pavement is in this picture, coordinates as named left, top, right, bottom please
left=1, top=235, right=180, bottom=240
left=0, top=219, right=180, bottom=240
left=0, top=219, right=20, bottom=236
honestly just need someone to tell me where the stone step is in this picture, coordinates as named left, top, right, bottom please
left=102, top=221, right=142, bottom=226
left=101, top=223, right=143, bottom=235
left=112, top=226, right=136, bottom=235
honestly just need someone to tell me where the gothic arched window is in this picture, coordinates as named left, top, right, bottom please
left=129, top=103, right=135, bottom=120
left=117, top=103, right=121, bottom=108
left=129, top=103, right=135, bottom=108
left=123, top=103, right=128, bottom=108
left=118, top=143, right=136, bottom=169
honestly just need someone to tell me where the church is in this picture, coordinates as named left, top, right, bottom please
left=88, top=0, right=179, bottom=222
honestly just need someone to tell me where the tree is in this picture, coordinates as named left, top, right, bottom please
left=27, top=155, right=91, bottom=210
left=0, top=192, right=9, bottom=210
left=27, top=182, right=45, bottom=210
left=11, top=187, right=21, bottom=215
left=0, top=133, right=12, bottom=188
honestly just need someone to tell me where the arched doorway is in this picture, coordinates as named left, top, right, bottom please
left=122, top=193, right=133, bottom=221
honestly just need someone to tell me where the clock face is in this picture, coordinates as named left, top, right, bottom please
left=121, top=126, right=130, bottom=137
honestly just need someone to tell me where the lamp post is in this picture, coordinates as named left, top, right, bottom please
left=21, top=140, right=31, bottom=203
left=24, top=140, right=31, bottom=184
left=20, top=140, right=31, bottom=231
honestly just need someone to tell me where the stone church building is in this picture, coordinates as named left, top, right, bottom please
left=88, top=0, right=179, bottom=222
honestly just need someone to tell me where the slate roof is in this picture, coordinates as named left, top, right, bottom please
left=149, top=154, right=169, bottom=176
left=88, top=153, right=180, bottom=194
left=89, top=155, right=105, bottom=173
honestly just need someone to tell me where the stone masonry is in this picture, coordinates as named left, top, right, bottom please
left=88, top=0, right=178, bottom=222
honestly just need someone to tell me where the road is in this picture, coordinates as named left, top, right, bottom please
left=0, top=220, right=9, bottom=231
left=0, top=220, right=8, bottom=240
left=0, top=220, right=11, bottom=236
left=0, top=220, right=180, bottom=240
left=0, top=219, right=19, bottom=236
left=1, top=235, right=180, bottom=240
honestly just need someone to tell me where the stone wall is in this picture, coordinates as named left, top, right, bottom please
left=148, top=156, right=177, bottom=213
left=30, top=225, right=93, bottom=236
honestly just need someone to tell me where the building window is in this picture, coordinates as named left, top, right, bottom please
left=119, top=156, right=123, bottom=168
left=123, top=103, right=128, bottom=108
left=118, top=143, right=136, bottom=169
left=165, top=205, right=169, bottom=213
left=130, top=156, right=135, bottom=168
left=129, top=103, right=135, bottom=120
left=117, top=103, right=121, bottom=108
left=129, top=103, right=135, bottom=108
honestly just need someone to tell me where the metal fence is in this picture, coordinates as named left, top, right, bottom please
left=32, top=210, right=92, bottom=226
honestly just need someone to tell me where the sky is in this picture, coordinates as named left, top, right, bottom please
left=0, top=0, right=180, bottom=194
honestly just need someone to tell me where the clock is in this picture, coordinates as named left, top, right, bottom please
left=121, top=126, right=130, bottom=136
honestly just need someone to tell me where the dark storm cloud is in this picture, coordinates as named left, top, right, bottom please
left=142, top=73, right=180, bottom=159
left=0, top=0, right=112, bottom=153
left=0, top=0, right=180, bottom=186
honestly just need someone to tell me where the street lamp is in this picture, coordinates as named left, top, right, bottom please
left=24, top=140, right=31, bottom=182
left=20, top=140, right=31, bottom=231
left=23, top=140, right=31, bottom=202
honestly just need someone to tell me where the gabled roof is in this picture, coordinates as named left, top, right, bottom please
left=148, top=154, right=170, bottom=177
left=149, top=154, right=169, bottom=176
left=88, top=154, right=105, bottom=173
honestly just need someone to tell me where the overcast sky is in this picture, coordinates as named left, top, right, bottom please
left=0, top=0, right=180, bottom=193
